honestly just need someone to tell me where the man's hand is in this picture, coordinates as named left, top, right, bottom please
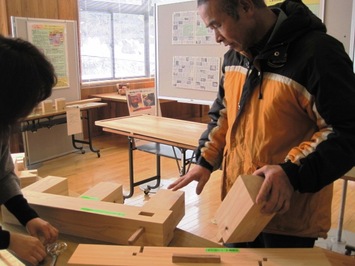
left=8, top=232, right=47, bottom=265
left=168, top=165, right=211, bottom=195
left=26, top=218, right=58, bottom=246
left=253, top=165, right=294, bottom=214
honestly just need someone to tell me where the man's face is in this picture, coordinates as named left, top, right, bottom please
left=198, top=0, right=257, bottom=53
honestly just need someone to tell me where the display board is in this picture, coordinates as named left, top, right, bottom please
left=11, top=17, right=81, bottom=167
left=155, top=0, right=228, bottom=105
left=11, top=16, right=80, bottom=101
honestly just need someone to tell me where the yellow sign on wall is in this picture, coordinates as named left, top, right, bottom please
left=265, top=0, right=323, bottom=20
left=265, top=0, right=320, bottom=5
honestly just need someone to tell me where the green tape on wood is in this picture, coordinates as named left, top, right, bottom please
left=80, top=207, right=125, bottom=217
left=80, top=195, right=100, bottom=201
left=205, top=248, right=239, bottom=253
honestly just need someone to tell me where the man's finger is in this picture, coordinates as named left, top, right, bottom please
left=256, top=179, right=271, bottom=204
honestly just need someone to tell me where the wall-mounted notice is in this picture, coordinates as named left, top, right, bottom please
left=172, top=56, right=220, bottom=92
left=28, top=22, right=70, bottom=89
left=172, top=11, right=215, bottom=45
left=156, top=0, right=228, bottom=104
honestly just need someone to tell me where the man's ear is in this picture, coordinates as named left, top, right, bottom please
left=239, top=0, right=254, bottom=13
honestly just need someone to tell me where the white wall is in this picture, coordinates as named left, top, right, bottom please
left=324, top=0, right=354, bottom=56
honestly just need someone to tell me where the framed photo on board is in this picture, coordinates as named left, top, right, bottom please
left=126, top=88, right=158, bottom=116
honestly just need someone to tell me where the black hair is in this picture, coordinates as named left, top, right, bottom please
left=0, top=35, right=57, bottom=131
left=197, top=0, right=266, bottom=20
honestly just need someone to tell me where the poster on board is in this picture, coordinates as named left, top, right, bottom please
left=27, top=22, right=70, bottom=89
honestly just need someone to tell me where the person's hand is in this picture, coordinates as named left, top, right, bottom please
left=26, top=218, right=58, bottom=246
left=253, top=165, right=294, bottom=214
left=168, top=165, right=211, bottom=195
left=8, top=232, right=47, bottom=265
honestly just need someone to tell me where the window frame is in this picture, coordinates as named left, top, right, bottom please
left=78, top=0, right=154, bottom=84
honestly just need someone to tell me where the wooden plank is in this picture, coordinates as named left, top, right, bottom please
left=0, top=0, right=9, bottom=35
left=22, top=176, right=68, bottom=195
left=68, top=245, right=333, bottom=266
left=0, top=250, right=25, bottom=266
left=57, top=0, right=78, bottom=20
left=215, top=175, right=275, bottom=244
left=38, top=0, right=58, bottom=19
left=79, top=182, right=123, bottom=204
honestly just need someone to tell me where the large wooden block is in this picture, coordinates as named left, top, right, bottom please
left=68, top=245, right=331, bottom=266
left=14, top=190, right=178, bottom=246
left=2, top=176, right=184, bottom=246
left=22, top=176, right=68, bottom=195
left=215, top=175, right=275, bottom=244
left=80, top=182, right=124, bottom=204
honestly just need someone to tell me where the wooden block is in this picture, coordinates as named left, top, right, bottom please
left=11, top=152, right=26, bottom=175
left=143, top=189, right=184, bottom=229
left=79, top=182, right=123, bottom=203
left=41, top=99, right=53, bottom=113
left=2, top=189, right=184, bottom=246
left=14, top=158, right=25, bottom=173
left=22, top=176, right=68, bottom=195
left=18, top=170, right=40, bottom=188
left=55, top=97, right=66, bottom=111
left=215, top=175, right=275, bottom=244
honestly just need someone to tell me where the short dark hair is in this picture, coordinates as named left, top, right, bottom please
left=197, top=0, right=266, bottom=21
left=0, top=35, right=56, bottom=130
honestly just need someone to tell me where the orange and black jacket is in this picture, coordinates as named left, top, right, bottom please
left=197, top=1, right=355, bottom=195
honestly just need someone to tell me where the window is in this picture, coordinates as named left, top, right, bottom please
left=78, top=0, right=154, bottom=82
left=78, top=0, right=188, bottom=82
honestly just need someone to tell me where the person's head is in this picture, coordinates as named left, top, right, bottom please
left=197, top=0, right=274, bottom=53
left=0, top=35, right=56, bottom=130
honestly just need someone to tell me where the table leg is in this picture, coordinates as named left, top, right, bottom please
left=124, top=137, right=161, bottom=199
left=337, top=179, right=348, bottom=242
left=71, top=109, right=100, bottom=157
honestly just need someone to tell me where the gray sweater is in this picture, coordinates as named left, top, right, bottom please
left=0, top=135, right=38, bottom=249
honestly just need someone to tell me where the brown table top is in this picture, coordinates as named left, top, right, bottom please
left=90, top=92, right=127, bottom=102
left=23, top=102, right=107, bottom=121
left=95, top=115, right=207, bottom=150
